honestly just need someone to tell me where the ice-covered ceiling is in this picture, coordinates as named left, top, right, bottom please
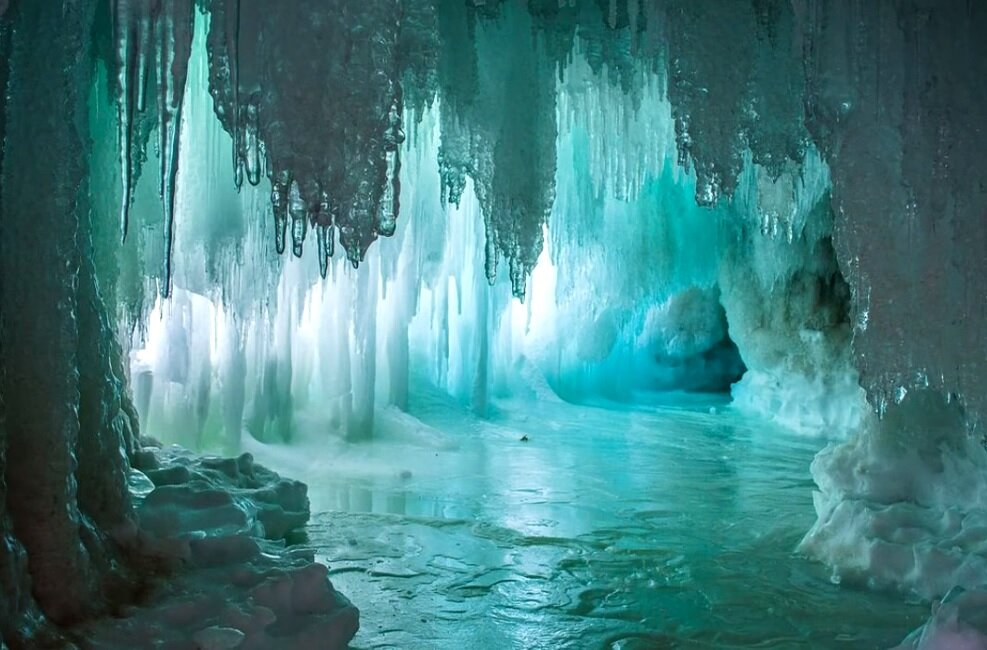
left=113, top=0, right=987, bottom=422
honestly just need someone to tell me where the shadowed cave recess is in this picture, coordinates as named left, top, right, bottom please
left=0, top=0, right=986, bottom=648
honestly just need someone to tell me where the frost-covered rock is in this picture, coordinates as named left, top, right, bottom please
left=136, top=445, right=309, bottom=540
left=77, top=445, right=358, bottom=649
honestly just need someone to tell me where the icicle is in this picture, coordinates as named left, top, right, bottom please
left=288, top=180, right=306, bottom=257
left=156, top=0, right=195, bottom=297
left=112, top=0, right=194, bottom=294
left=378, top=148, right=401, bottom=237
left=227, top=0, right=242, bottom=189
left=271, top=172, right=289, bottom=255
left=112, top=0, right=158, bottom=242
left=379, top=89, right=404, bottom=238
left=112, top=0, right=138, bottom=242
left=484, top=232, right=498, bottom=285
left=316, top=225, right=331, bottom=279
left=135, top=15, right=151, bottom=113
left=244, top=100, right=262, bottom=186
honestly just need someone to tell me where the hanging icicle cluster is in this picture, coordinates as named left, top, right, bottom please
left=205, top=0, right=407, bottom=277
left=112, top=0, right=987, bottom=418
left=113, top=0, right=195, bottom=296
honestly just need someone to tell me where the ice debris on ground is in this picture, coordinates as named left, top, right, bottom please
left=77, top=440, right=358, bottom=649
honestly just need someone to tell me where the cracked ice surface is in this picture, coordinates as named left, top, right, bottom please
left=247, top=392, right=928, bottom=648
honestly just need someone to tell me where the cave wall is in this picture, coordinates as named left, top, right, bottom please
left=0, top=0, right=138, bottom=640
left=805, top=1, right=987, bottom=423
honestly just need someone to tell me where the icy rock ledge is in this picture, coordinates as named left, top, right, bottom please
left=893, top=588, right=987, bottom=650
left=77, top=441, right=358, bottom=649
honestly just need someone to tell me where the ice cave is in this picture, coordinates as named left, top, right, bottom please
left=0, top=0, right=985, bottom=648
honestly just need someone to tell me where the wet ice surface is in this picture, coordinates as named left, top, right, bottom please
left=247, top=390, right=927, bottom=649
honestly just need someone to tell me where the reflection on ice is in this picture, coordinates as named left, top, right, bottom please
left=246, top=390, right=924, bottom=648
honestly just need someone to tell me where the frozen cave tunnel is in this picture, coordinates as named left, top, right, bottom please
left=1, top=1, right=986, bottom=648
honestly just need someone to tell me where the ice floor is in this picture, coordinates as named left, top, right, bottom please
left=245, top=389, right=927, bottom=649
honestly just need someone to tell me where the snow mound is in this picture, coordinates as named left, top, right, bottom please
left=801, top=390, right=987, bottom=600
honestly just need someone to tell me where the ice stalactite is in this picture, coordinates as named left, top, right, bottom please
left=113, top=0, right=195, bottom=296
left=204, top=0, right=406, bottom=269
left=431, top=2, right=561, bottom=299
left=468, top=4, right=558, bottom=299
left=662, top=0, right=807, bottom=207
left=434, top=0, right=474, bottom=210
left=800, top=0, right=987, bottom=427
left=664, top=0, right=757, bottom=206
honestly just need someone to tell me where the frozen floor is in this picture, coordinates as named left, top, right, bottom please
left=246, top=390, right=928, bottom=649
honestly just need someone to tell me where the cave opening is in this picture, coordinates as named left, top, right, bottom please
left=1, top=1, right=986, bottom=648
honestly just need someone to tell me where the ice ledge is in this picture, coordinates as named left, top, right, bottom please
left=76, top=441, right=359, bottom=649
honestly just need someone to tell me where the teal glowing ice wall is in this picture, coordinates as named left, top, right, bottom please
left=123, top=1, right=863, bottom=448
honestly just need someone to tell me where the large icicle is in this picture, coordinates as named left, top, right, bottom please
left=113, top=0, right=195, bottom=296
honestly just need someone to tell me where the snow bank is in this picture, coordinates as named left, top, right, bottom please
left=78, top=442, right=358, bottom=649
left=801, top=390, right=987, bottom=600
